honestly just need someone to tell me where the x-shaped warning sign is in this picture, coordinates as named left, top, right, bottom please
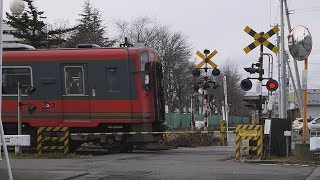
left=243, top=26, right=280, bottom=54
left=196, top=50, right=218, bottom=69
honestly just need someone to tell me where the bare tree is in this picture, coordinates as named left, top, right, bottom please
left=114, top=17, right=193, bottom=113
left=208, top=60, right=251, bottom=116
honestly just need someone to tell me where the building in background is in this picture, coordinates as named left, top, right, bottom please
left=3, top=23, right=22, bottom=43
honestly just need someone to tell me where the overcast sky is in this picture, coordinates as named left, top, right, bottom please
left=3, top=0, right=320, bottom=89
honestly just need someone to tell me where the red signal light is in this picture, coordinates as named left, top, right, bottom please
left=266, top=78, right=278, bottom=91
left=269, top=82, right=276, bottom=89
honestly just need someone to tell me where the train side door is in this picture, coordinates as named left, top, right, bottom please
left=61, top=64, right=90, bottom=123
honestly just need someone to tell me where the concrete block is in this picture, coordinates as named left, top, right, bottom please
left=294, top=142, right=314, bottom=161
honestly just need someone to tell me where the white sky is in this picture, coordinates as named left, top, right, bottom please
left=3, top=0, right=320, bottom=89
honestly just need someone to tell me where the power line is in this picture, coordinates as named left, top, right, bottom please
left=294, top=6, right=320, bottom=11
left=291, top=7, right=320, bottom=14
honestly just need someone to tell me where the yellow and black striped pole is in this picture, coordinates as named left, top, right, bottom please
left=37, top=127, right=45, bottom=156
left=235, top=126, right=241, bottom=160
left=220, top=121, right=227, bottom=146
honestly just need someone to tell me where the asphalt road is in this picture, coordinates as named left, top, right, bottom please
left=1, top=144, right=320, bottom=180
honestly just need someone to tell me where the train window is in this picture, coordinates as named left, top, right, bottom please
left=2, top=67, right=32, bottom=95
left=141, top=52, right=148, bottom=71
left=64, top=66, right=85, bottom=95
left=150, top=52, right=155, bottom=61
left=106, top=67, right=120, bottom=92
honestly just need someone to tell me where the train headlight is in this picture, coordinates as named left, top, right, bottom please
left=145, top=75, right=150, bottom=85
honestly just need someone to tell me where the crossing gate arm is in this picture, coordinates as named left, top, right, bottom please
left=71, top=131, right=237, bottom=137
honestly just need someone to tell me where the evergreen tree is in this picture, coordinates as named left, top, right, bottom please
left=65, top=0, right=114, bottom=48
left=6, top=0, right=76, bottom=48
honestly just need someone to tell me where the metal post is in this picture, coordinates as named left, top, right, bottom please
left=302, top=59, right=308, bottom=144
left=280, top=0, right=287, bottom=118
left=0, top=0, right=13, bottom=179
left=203, top=52, right=209, bottom=131
left=191, top=93, right=195, bottom=131
left=258, top=41, right=264, bottom=123
left=204, top=90, right=208, bottom=131
left=286, top=136, right=289, bottom=157
left=263, top=53, right=273, bottom=119
left=15, top=82, right=22, bottom=154
left=223, top=76, right=229, bottom=132
left=222, top=101, right=225, bottom=121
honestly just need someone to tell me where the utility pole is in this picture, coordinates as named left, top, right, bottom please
left=280, top=0, right=287, bottom=118
left=276, top=33, right=282, bottom=117
left=284, top=0, right=303, bottom=116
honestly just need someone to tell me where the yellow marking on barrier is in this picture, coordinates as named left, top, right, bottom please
left=37, top=127, right=69, bottom=155
left=240, top=146, right=258, bottom=151
left=239, top=129, right=258, bottom=137
left=141, top=132, right=149, bottom=135
left=93, top=133, right=101, bottom=136
left=53, top=127, right=61, bottom=131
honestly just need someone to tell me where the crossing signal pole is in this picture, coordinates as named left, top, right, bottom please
left=193, top=49, right=220, bottom=131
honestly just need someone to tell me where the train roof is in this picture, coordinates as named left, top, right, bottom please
left=3, top=46, right=155, bottom=63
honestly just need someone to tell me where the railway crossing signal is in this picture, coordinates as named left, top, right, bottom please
left=193, top=49, right=220, bottom=131
left=241, top=26, right=280, bottom=122
left=193, top=49, right=220, bottom=91
left=196, top=50, right=218, bottom=69
left=243, top=25, right=280, bottom=54
left=240, top=78, right=253, bottom=91
left=266, top=78, right=278, bottom=91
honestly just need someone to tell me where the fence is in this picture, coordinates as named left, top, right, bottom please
left=165, top=113, right=250, bottom=129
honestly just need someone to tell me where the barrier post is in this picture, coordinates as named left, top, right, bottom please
left=235, top=125, right=263, bottom=160
left=220, top=120, right=227, bottom=146
left=37, top=127, right=69, bottom=155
